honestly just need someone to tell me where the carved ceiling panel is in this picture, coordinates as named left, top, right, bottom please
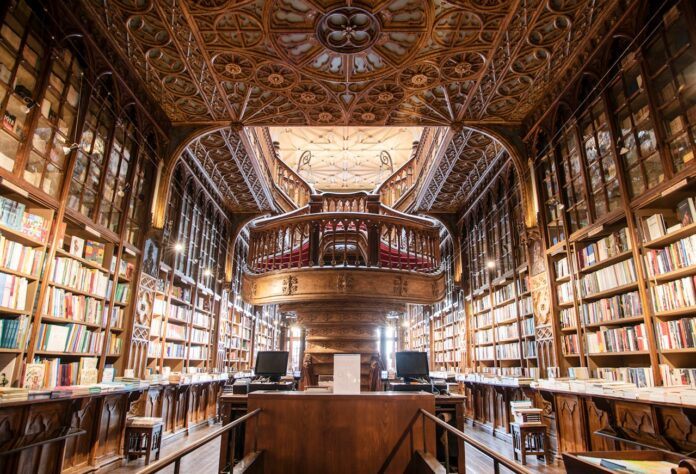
left=185, top=129, right=273, bottom=212
left=80, top=0, right=624, bottom=126
left=269, top=126, right=423, bottom=191
left=416, top=127, right=507, bottom=212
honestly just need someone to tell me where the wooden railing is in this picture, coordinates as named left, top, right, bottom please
left=311, top=191, right=375, bottom=213
left=139, top=408, right=262, bottom=474
left=246, top=195, right=441, bottom=274
left=375, top=128, right=449, bottom=210
left=379, top=409, right=534, bottom=474
left=377, top=159, right=416, bottom=208
left=275, top=159, right=311, bottom=208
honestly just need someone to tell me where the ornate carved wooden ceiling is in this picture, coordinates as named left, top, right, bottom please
left=269, top=126, right=422, bottom=191
left=81, top=0, right=622, bottom=127
left=185, top=129, right=273, bottom=211
left=78, top=0, right=627, bottom=215
left=416, top=128, right=508, bottom=212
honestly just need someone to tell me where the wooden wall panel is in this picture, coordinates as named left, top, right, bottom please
left=553, top=394, right=587, bottom=453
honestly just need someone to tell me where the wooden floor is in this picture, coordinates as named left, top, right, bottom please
left=461, top=422, right=565, bottom=474
left=110, top=423, right=223, bottom=474
left=108, top=419, right=565, bottom=474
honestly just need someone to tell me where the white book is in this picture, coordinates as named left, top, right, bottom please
left=46, top=325, right=69, bottom=351
left=645, top=214, right=666, bottom=240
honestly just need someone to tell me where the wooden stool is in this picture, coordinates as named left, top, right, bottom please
left=125, top=417, right=163, bottom=465
left=510, top=422, right=549, bottom=466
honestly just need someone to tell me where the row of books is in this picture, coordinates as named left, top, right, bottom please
left=580, top=259, right=637, bottom=296
left=496, top=342, right=520, bottom=360
left=655, top=317, right=696, bottom=350
left=562, top=333, right=580, bottom=355
left=168, top=304, right=190, bottom=323
left=522, top=317, right=535, bottom=337
left=0, top=235, right=42, bottom=275
left=594, top=367, right=655, bottom=388
left=642, top=197, right=696, bottom=242
left=494, top=282, right=514, bottom=304
left=473, top=296, right=490, bottom=313
left=24, top=357, right=98, bottom=389
left=493, top=302, right=517, bottom=323
left=651, top=276, right=696, bottom=312
left=107, top=334, right=121, bottom=355
left=192, top=311, right=210, bottom=328
left=475, top=328, right=493, bottom=344
left=524, top=340, right=536, bottom=358
left=148, top=340, right=162, bottom=358
left=0, top=315, right=28, bottom=348
left=585, top=323, right=648, bottom=353
left=164, top=342, right=186, bottom=358
left=171, top=285, right=191, bottom=302
left=64, top=235, right=106, bottom=266
left=557, top=281, right=573, bottom=304
left=0, top=195, right=50, bottom=242
left=51, top=257, right=109, bottom=296
left=580, top=291, right=642, bottom=325
left=475, top=346, right=493, bottom=360
left=188, top=345, right=208, bottom=360
left=644, top=233, right=696, bottom=276
left=496, top=323, right=519, bottom=340
left=42, top=286, right=105, bottom=325
left=560, top=307, right=576, bottom=328
left=114, top=282, right=129, bottom=304
left=165, top=324, right=186, bottom=340
left=37, top=323, right=104, bottom=353
left=576, top=227, right=631, bottom=269
left=660, top=364, right=696, bottom=387
left=474, top=311, right=491, bottom=328
left=555, top=256, right=570, bottom=279
left=519, top=296, right=533, bottom=316
left=0, top=272, right=28, bottom=309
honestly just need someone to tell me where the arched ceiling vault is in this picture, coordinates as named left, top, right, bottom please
left=77, top=0, right=629, bottom=214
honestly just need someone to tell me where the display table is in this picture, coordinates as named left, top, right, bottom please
left=461, top=379, right=696, bottom=459
left=0, top=379, right=225, bottom=474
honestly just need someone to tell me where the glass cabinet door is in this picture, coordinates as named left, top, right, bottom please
left=644, top=2, right=696, bottom=174
left=608, top=61, right=664, bottom=197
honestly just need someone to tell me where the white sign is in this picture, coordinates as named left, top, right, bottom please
left=333, top=354, right=361, bottom=394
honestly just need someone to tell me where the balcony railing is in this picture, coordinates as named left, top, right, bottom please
left=275, top=159, right=312, bottom=208
left=246, top=194, right=441, bottom=274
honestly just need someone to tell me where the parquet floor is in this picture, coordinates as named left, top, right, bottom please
left=108, top=419, right=565, bottom=474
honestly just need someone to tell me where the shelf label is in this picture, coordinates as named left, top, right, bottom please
left=588, top=225, right=604, bottom=237
left=0, top=178, right=29, bottom=197
left=85, top=226, right=101, bottom=237
left=661, top=178, right=688, bottom=197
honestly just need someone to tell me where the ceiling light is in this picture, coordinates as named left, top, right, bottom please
left=174, top=242, right=184, bottom=253
left=486, top=260, right=496, bottom=269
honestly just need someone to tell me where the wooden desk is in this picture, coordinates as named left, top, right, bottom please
left=219, top=391, right=465, bottom=473
left=243, top=391, right=436, bottom=474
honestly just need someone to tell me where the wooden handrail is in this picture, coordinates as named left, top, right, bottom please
left=250, top=211, right=438, bottom=232
left=138, top=408, right=262, bottom=474
left=419, top=409, right=534, bottom=474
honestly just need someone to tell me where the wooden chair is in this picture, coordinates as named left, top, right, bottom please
left=510, top=421, right=550, bottom=466
left=124, top=417, right=163, bottom=465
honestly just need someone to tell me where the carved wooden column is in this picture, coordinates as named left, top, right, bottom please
left=291, top=301, right=395, bottom=389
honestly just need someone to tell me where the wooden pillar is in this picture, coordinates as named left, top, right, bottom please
left=292, top=301, right=395, bottom=390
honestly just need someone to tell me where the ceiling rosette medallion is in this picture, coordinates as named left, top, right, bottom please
left=265, top=0, right=432, bottom=83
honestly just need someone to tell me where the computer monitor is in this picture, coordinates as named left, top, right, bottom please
left=254, top=351, right=289, bottom=382
left=395, top=351, right=429, bottom=382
